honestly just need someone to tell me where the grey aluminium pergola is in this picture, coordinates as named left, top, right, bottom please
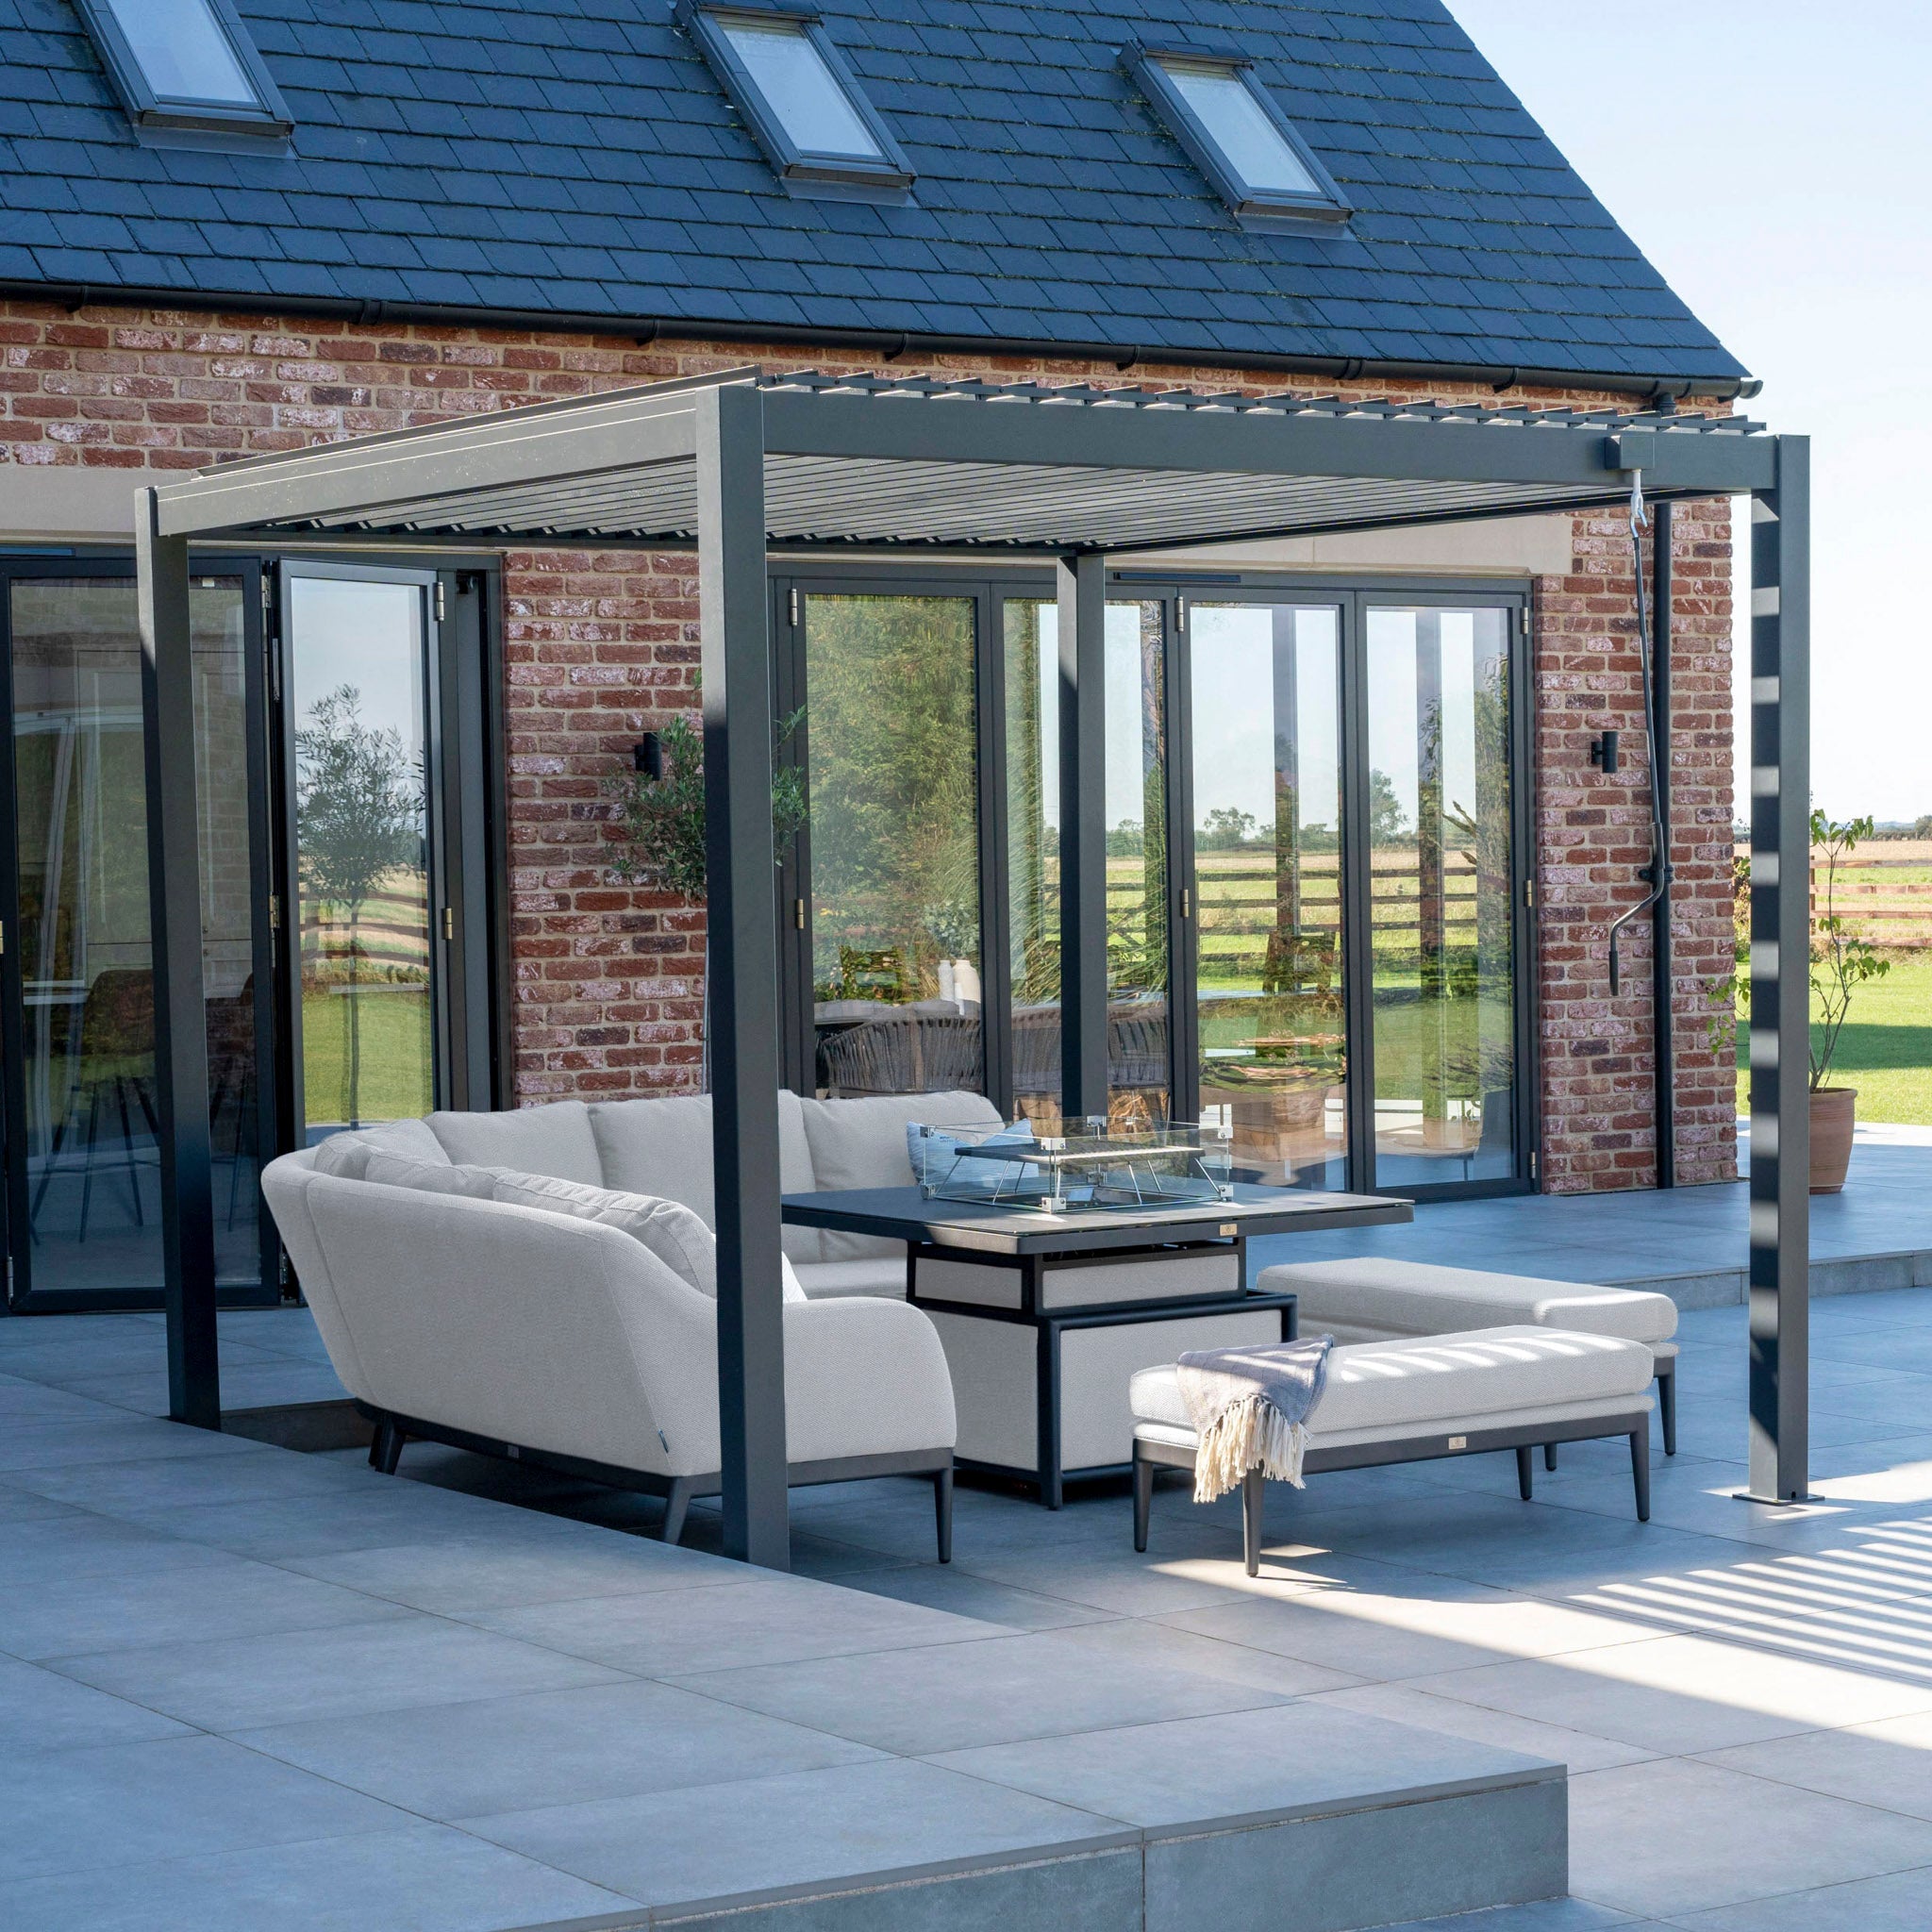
left=135, top=370, right=1809, bottom=1566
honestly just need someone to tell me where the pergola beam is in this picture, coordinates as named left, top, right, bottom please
left=1057, top=554, right=1108, bottom=1121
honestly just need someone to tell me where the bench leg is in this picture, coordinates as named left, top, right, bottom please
left=1241, top=1469, right=1264, bottom=1578
left=1543, top=1443, right=1558, bottom=1472
left=1133, top=1449, right=1154, bottom=1555
left=368, top=1417, right=406, bottom=1476
left=1515, top=1443, right=1535, bottom=1501
left=1658, top=1360, right=1677, bottom=1457
left=660, top=1477, right=694, bottom=1548
left=1630, top=1426, right=1651, bottom=1522
left=933, top=1465, right=954, bottom=1565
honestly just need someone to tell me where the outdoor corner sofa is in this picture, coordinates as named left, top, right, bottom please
left=260, top=1089, right=1002, bottom=1553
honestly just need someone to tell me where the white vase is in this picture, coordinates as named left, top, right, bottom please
left=937, top=958, right=956, bottom=1006
left=953, top=958, right=982, bottom=1008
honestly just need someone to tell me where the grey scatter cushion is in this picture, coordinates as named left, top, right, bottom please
left=364, top=1155, right=498, bottom=1199
left=310, top=1117, right=451, bottom=1180
left=489, top=1172, right=718, bottom=1296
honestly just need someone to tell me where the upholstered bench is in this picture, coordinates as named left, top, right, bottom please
left=1255, top=1258, right=1680, bottom=1457
left=1130, top=1327, right=1657, bottom=1576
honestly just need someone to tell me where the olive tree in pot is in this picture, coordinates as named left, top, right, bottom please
left=1807, top=809, right=1889, bottom=1192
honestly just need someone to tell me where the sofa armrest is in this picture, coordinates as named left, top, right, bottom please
left=781, top=1297, right=958, bottom=1464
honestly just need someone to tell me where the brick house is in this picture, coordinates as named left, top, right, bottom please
left=0, top=0, right=1754, bottom=1313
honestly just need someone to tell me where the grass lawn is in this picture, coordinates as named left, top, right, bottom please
left=302, top=985, right=432, bottom=1129
left=1735, top=951, right=1932, bottom=1124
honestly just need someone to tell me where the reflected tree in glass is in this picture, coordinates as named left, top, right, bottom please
left=295, top=685, right=422, bottom=1130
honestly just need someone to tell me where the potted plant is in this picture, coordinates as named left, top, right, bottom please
left=1807, top=808, right=1889, bottom=1192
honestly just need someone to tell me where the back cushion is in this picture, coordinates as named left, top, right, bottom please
left=800, top=1091, right=1003, bottom=1261
left=311, top=1117, right=452, bottom=1180
left=590, top=1090, right=822, bottom=1263
left=425, top=1101, right=602, bottom=1185
left=364, top=1155, right=498, bottom=1200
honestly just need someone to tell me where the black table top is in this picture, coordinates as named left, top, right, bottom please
left=778, top=1182, right=1412, bottom=1257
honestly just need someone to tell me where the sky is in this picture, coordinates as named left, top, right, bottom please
left=1446, top=0, right=1932, bottom=824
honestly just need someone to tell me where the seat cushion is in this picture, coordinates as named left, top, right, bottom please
left=1257, top=1258, right=1678, bottom=1346
left=311, top=1117, right=452, bottom=1180
left=1130, top=1326, right=1657, bottom=1441
left=486, top=1172, right=722, bottom=1295
left=425, top=1101, right=602, bottom=1186
left=363, top=1155, right=498, bottom=1200
left=791, top=1257, right=908, bottom=1301
left=587, top=1091, right=822, bottom=1263
left=800, top=1091, right=1002, bottom=1262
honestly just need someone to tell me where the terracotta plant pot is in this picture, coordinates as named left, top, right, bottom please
left=1808, top=1087, right=1857, bottom=1194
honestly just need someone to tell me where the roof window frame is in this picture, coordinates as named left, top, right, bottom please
left=681, top=2, right=913, bottom=201
left=1124, top=41, right=1350, bottom=232
left=75, top=0, right=294, bottom=148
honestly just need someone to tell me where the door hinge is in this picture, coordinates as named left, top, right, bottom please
left=1524, top=877, right=1535, bottom=909
left=259, top=570, right=274, bottom=614
left=435, top=580, right=447, bottom=623
left=442, top=905, right=455, bottom=941
left=1175, top=594, right=1187, bottom=633
left=1520, top=605, right=1530, bottom=638
left=1529, top=1152, right=1540, bottom=1181
left=789, top=587, right=801, bottom=627
left=0, top=917, right=7, bottom=956
left=1179, top=885, right=1191, bottom=920
left=794, top=896, right=807, bottom=931
left=268, top=894, right=280, bottom=932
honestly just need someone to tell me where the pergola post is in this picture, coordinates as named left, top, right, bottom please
left=695, top=383, right=791, bottom=1568
left=1057, top=553, right=1108, bottom=1121
left=1745, top=437, right=1810, bottom=1504
left=135, top=489, right=220, bottom=1428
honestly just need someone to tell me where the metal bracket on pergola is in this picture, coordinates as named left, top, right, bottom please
left=134, top=368, right=1810, bottom=1565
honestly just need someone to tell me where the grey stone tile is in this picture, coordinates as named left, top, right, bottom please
left=1698, top=1712, right=1932, bottom=1822
left=1307, top=1682, right=1659, bottom=1775
left=1041, top=1614, right=1364, bottom=1696
left=836, top=1560, right=1120, bottom=1631
left=1144, top=1778, right=1567, bottom=1932
left=0, top=1822, right=636, bottom=1931
left=0, top=1481, right=80, bottom=1524
left=0, top=1548, right=416, bottom=1661
left=461, top=1756, right=1131, bottom=1909
left=1569, top=1757, right=1932, bottom=1919
left=0, top=1651, right=191, bottom=1752
left=672, top=1626, right=1289, bottom=1756
left=8, top=1441, right=363, bottom=1514
left=0, top=1414, right=271, bottom=1472
left=63, top=1358, right=348, bottom=1416
left=236, top=1676, right=882, bottom=1818
left=1672, top=1865, right=1932, bottom=1930
left=0, top=1512, right=237, bottom=1587
left=929, top=1699, right=1554, bottom=1830
left=280, top=1524, right=741, bottom=1612
left=49, top=1613, right=629, bottom=1730
left=0, top=1734, right=405, bottom=1882
left=949, top=1535, right=1307, bottom=1618
left=1401, top=1632, right=1932, bottom=1756
left=0, top=1334, right=286, bottom=1388
left=466, top=1572, right=995, bottom=1675
left=1373, top=1899, right=1639, bottom=1931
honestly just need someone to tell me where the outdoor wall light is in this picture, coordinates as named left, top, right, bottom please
left=1591, top=729, right=1621, bottom=774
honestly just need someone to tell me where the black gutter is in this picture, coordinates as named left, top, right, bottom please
left=1653, top=493, right=1675, bottom=1186
left=13, top=279, right=1762, bottom=404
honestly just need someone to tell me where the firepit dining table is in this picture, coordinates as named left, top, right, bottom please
left=780, top=1182, right=1413, bottom=1507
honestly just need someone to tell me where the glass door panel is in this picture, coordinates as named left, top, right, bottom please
left=1189, top=604, right=1346, bottom=1187
left=8, top=574, right=264, bottom=1298
left=1003, top=597, right=1060, bottom=1123
left=1105, top=601, right=1168, bottom=1126
left=803, top=593, right=983, bottom=1097
left=1364, top=606, right=1517, bottom=1186
left=287, top=575, right=435, bottom=1141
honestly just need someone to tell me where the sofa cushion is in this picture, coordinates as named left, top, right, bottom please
left=801, top=1091, right=1002, bottom=1262
left=311, top=1117, right=452, bottom=1180
left=588, top=1091, right=822, bottom=1263
left=791, top=1257, right=908, bottom=1301
left=487, top=1172, right=720, bottom=1296
left=1131, top=1326, right=1656, bottom=1440
left=425, top=1101, right=603, bottom=1186
left=363, top=1155, right=499, bottom=1200
left=1257, top=1258, right=1678, bottom=1346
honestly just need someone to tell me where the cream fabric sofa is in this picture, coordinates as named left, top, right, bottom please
left=1131, top=1327, right=1657, bottom=1575
left=259, top=1087, right=988, bottom=1550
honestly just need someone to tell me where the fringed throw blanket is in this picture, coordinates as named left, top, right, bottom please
left=1175, top=1338, right=1334, bottom=1504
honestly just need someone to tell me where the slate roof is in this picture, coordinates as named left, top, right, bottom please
left=0, top=0, right=1748, bottom=387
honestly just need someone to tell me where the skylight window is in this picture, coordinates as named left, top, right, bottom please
left=1125, top=44, right=1349, bottom=229
left=683, top=5, right=912, bottom=199
left=77, top=0, right=293, bottom=145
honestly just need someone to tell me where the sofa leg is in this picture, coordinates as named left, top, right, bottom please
left=1630, top=1426, right=1651, bottom=1522
left=1543, top=1442, right=1558, bottom=1472
left=1515, top=1444, right=1534, bottom=1501
left=1658, top=1362, right=1677, bottom=1457
left=1241, top=1469, right=1264, bottom=1578
left=660, top=1477, right=694, bottom=1547
left=933, top=1465, right=954, bottom=1565
left=368, top=1418, right=405, bottom=1476
left=1133, top=1450, right=1154, bottom=1555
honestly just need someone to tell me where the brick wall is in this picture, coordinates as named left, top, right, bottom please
left=0, top=300, right=1736, bottom=1186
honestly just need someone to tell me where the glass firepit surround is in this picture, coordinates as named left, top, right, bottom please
left=912, top=1120, right=1235, bottom=1214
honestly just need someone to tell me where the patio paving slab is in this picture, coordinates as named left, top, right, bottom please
left=1308, top=1680, right=1659, bottom=1775
left=0, top=1650, right=192, bottom=1753
left=1695, top=1710, right=1932, bottom=1822
left=1670, top=1863, right=1932, bottom=1929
